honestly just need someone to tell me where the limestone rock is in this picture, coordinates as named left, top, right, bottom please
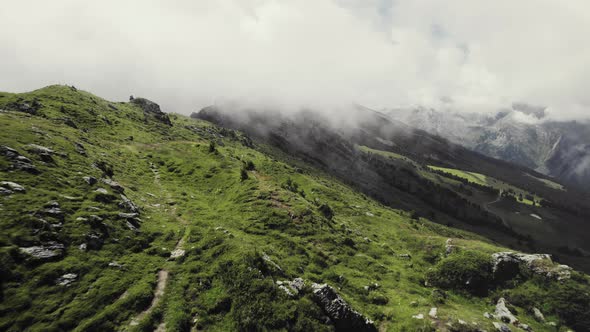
left=0, top=181, right=25, bottom=193
left=429, top=307, right=438, bottom=319
left=56, top=273, right=78, bottom=286
left=493, top=322, right=512, bottom=332
left=83, top=176, right=98, bottom=185
left=494, top=298, right=518, bottom=325
left=119, top=194, right=139, bottom=213
left=102, top=178, right=124, bottom=192
left=20, top=242, right=65, bottom=260
left=311, top=283, right=377, bottom=332
left=532, top=307, right=545, bottom=323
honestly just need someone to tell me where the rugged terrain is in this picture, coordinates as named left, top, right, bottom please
left=393, top=107, right=590, bottom=191
left=1, top=86, right=589, bottom=331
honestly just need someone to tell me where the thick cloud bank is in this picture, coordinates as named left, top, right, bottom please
left=1, top=0, right=589, bottom=119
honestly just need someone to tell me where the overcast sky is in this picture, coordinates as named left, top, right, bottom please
left=1, top=0, right=589, bottom=120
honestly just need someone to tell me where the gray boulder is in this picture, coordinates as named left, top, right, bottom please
left=56, top=273, right=78, bottom=286
left=492, top=252, right=572, bottom=281
left=1, top=145, right=39, bottom=174
left=311, top=283, right=377, bottom=332
left=131, top=98, right=172, bottom=126
left=74, top=142, right=87, bottom=156
left=532, top=307, right=545, bottom=322
left=0, top=181, right=25, bottom=192
left=25, top=144, right=55, bottom=162
left=494, top=298, right=518, bottom=325
left=101, top=178, right=124, bottom=192
left=119, top=194, right=139, bottom=213
left=493, top=322, right=512, bottom=332
left=20, top=242, right=65, bottom=260
left=83, top=176, right=97, bottom=185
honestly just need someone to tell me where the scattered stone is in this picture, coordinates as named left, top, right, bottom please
left=365, top=212, right=374, bottom=217
left=56, top=273, right=78, bottom=286
left=494, top=298, right=518, bottom=325
left=412, top=314, right=424, bottom=319
left=0, top=181, right=25, bottom=192
left=102, top=178, right=124, bottom=192
left=126, top=221, right=139, bottom=231
left=82, top=176, right=97, bottom=185
left=311, top=283, right=377, bottom=332
left=75, top=142, right=87, bottom=156
left=429, top=307, right=438, bottom=319
left=95, top=188, right=108, bottom=194
left=262, top=252, right=282, bottom=271
left=25, top=144, right=55, bottom=162
left=276, top=278, right=306, bottom=296
left=108, top=261, right=124, bottom=268
left=484, top=312, right=493, bottom=319
left=1, top=145, right=39, bottom=174
left=62, top=118, right=78, bottom=129
left=0, top=187, right=13, bottom=195
left=79, top=243, right=87, bottom=251
left=118, top=212, right=139, bottom=219
left=170, top=249, right=186, bottom=260
left=519, top=323, right=532, bottom=331
left=445, top=238, right=457, bottom=255
left=20, top=242, right=65, bottom=260
left=119, top=194, right=139, bottom=213
left=85, top=233, right=104, bottom=250
left=532, top=307, right=545, bottom=322
left=363, top=283, right=380, bottom=292
left=493, top=322, right=512, bottom=332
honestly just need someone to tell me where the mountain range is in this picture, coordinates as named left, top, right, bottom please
left=391, top=106, right=590, bottom=191
left=1, top=86, right=589, bottom=331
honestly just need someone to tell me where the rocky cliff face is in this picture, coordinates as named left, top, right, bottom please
left=393, top=107, right=590, bottom=190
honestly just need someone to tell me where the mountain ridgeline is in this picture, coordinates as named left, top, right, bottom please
left=394, top=107, right=590, bottom=192
left=0, top=85, right=589, bottom=331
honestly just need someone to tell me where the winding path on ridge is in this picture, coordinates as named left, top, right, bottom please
left=127, top=161, right=189, bottom=329
left=129, top=270, right=169, bottom=327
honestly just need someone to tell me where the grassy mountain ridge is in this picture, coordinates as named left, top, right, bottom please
left=1, top=85, right=589, bottom=331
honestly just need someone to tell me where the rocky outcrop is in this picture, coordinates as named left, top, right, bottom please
left=493, top=322, right=512, bottom=332
left=276, top=278, right=305, bottom=297
left=83, top=176, right=97, bottom=185
left=532, top=307, right=545, bottom=322
left=119, top=194, right=139, bottom=213
left=20, top=242, right=65, bottom=260
left=25, top=144, right=55, bottom=163
left=74, top=142, right=87, bottom=156
left=56, top=273, right=78, bottom=286
left=102, top=178, right=124, bottom=192
left=494, top=298, right=518, bottom=325
left=1, top=145, right=39, bottom=174
left=131, top=98, right=172, bottom=126
left=311, top=283, right=377, bottom=332
left=0, top=181, right=25, bottom=194
left=492, top=252, right=572, bottom=281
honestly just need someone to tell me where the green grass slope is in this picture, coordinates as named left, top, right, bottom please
left=0, top=86, right=589, bottom=331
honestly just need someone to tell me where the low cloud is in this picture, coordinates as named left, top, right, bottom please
left=1, top=0, right=589, bottom=120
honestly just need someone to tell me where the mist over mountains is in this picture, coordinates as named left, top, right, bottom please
left=390, top=106, right=590, bottom=190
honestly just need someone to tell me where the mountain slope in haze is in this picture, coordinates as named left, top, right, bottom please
left=392, top=107, right=590, bottom=191
left=195, top=105, right=590, bottom=272
left=1, top=86, right=590, bottom=332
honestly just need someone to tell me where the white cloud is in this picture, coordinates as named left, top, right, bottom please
left=0, top=0, right=589, bottom=119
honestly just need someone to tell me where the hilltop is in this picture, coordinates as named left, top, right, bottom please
left=1, top=85, right=589, bottom=331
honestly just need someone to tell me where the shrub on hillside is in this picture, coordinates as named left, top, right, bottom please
left=426, top=250, right=492, bottom=296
